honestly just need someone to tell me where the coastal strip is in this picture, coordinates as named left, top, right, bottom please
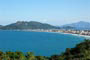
left=1, top=29, right=90, bottom=39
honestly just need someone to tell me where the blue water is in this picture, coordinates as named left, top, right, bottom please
left=0, top=30, right=85, bottom=56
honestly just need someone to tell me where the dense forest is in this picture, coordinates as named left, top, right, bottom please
left=0, top=40, right=90, bottom=60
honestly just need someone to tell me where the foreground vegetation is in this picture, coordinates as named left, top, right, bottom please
left=0, top=40, right=90, bottom=60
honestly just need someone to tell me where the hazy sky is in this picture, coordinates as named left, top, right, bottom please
left=0, top=0, right=90, bottom=26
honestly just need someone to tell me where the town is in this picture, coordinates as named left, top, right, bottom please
left=21, top=29, right=90, bottom=36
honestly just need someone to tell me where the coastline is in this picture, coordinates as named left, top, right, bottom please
left=59, top=32, right=90, bottom=39
left=38, top=31, right=90, bottom=39
left=45, top=31, right=90, bottom=39
left=0, top=30, right=90, bottom=39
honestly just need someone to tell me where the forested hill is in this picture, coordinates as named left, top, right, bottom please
left=59, top=40, right=90, bottom=60
left=0, top=21, right=60, bottom=30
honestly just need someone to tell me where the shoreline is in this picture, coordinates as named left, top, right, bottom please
left=0, top=30, right=90, bottom=39
left=38, top=31, right=90, bottom=39
left=45, top=31, right=90, bottom=39
left=59, top=32, right=90, bottom=39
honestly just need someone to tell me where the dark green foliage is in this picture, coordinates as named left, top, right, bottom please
left=63, top=40, right=90, bottom=60
left=0, top=51, right=48, bottom=60
left=50, top=40, right=90, bottom=60
left=36, top=56, right=48, bottom=60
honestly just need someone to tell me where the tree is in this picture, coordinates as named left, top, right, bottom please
left=26, top=52, right=36, bottom=60
left=36, top=56, right=48, bottom=60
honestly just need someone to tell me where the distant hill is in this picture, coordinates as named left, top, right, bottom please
left=61, top=21, right=90, bottom=30
left=1, top=21, right=60, bottom=30
left=1, top=21, right=90, bottom=30
left=0, top=25, right=3, bottom=29
left=60, top=26, right=75, bottom=30
left=0, top=25, right=2, bottom=27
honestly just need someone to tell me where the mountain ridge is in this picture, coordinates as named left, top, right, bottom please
left=61, top=21, right=90, bottom=30
left=0, top=21, right=60, bottom=30
left=0, top=21, right=90, bottom=30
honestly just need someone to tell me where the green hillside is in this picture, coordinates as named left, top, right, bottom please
left=1, top=21, right=59, bottom=30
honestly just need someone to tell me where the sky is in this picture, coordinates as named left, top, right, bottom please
left=0, top=0, right=90, bottom=26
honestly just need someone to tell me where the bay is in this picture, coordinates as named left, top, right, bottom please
left=0, top=30, right=85, bottom=56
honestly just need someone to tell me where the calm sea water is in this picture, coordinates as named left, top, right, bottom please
left=0, top=30, right=85, bottom=56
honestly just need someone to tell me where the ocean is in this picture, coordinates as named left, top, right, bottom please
left=0, top=30, right=85, bottom=56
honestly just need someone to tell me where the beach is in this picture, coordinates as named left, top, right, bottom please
left=60, top=32, right=90, bottom=39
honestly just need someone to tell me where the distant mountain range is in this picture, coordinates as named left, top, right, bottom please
left=0, top=21, right=90, bottom=30
left=0, top=21, right=59, bottom=30
left=61, top=21, right=90, bottom=30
